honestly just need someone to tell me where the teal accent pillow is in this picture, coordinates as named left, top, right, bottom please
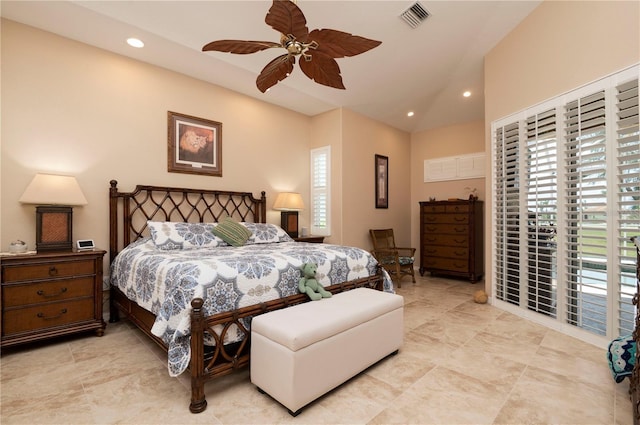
left=212, top=217, right=252, bottom=247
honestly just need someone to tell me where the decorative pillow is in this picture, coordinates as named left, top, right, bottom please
left=212, top=217, right=253, bottom=247
left=148, top=221, right=226, bottom=250
left=607, top=334, right=636, bottom=383
left=242, top=222, right=294, bottom=244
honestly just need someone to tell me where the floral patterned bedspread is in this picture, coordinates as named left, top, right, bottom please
left=110, top=238, right=393, bottom=376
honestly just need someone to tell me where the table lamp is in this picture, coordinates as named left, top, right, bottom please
left=273, top=192, right=304, bottom=238
left=19, top=173, right=88, bottom=252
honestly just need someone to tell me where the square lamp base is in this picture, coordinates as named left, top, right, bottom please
left=36, top=206, right=73, bottom=252
left=280, top=211, right=299, bottom=238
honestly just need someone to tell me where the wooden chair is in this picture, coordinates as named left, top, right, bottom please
left=369, top=229, right=416, bottom=288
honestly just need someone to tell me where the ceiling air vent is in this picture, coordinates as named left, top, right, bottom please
left=400, top=2, right=430, bottom=29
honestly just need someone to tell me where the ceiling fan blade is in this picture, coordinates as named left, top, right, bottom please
left=256, top=54, right=296, bottom=93
left=202, top=39, right=281, bottom=54
left=308, top=29, right=381, bottom=58
left=299, top=52, right=345, bottom=90
left=265, top=0, right=309, bottom=42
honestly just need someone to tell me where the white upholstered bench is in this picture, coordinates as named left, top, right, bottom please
left=250, top=287, right=404, bottom=416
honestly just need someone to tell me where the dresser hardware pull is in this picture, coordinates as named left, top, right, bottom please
left=454, top=217, right=466, bottom=222
left=454, top=239, right=466, bottom=243
left=37, top=287, right=68, bottom=298
left=37, top=308, right=67, bottom=320
left=48, top=266, right=58, bottom=276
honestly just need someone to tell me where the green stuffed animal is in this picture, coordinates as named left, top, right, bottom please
left=299, top=262, right=332, bottom=301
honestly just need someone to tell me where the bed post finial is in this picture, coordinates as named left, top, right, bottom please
left=110, top=180, right=118, bottom=189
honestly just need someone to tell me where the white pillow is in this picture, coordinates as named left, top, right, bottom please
left=148, top=221, right=227, bottom=250
left=242, top=222, right=294, bottom=244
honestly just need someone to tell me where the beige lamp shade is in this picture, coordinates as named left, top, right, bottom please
left=19, top=174, right=88, bottom=206
left=273, top=192, right=304, bottom=211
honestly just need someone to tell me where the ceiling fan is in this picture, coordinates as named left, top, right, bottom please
left=202, top=0, right=382, bottom=93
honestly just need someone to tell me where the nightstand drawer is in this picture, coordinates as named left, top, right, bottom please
left=2, top=277, right=94, bottom=308
left=3, top=259, right=96, bottom=283
left=3, top=298, right=94, bottom=334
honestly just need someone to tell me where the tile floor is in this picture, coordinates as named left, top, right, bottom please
left=0, top=275, right=633, bottom=424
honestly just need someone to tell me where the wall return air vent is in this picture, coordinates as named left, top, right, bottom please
left=400, top=2, right=430, bottom=29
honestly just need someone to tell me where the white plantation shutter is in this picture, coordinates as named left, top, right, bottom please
left=616, top=78, right=640, bottom=335
left=526, top=108, right=558, bottom=317
left=310, top=146, right=330, bottom=236
left=492, top=65, right=640, bottom=341
left=564, top=90, right=608, bottom=335
left=494, top=122, right=521, bottom=305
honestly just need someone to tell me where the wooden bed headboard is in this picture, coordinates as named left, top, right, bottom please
left=109, top=180, right=267, bottom=262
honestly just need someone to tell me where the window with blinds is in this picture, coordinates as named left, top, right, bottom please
left=310, top=146, right=331, bottom=236
left=492, top=64, right=639, bottom=340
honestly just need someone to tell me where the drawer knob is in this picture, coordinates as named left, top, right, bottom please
left=48, top=266, right=58, bottom=276
left=37, top=287, right=68, bottom=298
left=37, top=308, right=67, bottom=320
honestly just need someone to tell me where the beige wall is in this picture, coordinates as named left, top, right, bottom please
left=1, top=20, right=413, bottom=268
left=341, top=109, right=411, bottom=250
left=1, top=19, right=311, bottom=260
left=484, top=0, right=640, bottom=292
left=410, top=120, right=486, bottom=266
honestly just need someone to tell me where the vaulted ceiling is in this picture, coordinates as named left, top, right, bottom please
left=1, top=0, right=541, bottom=133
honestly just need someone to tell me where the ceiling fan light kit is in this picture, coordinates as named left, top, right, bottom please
left=202, top=0, right=381, bottom=93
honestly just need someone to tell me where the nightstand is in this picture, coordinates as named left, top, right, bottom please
left=293, top=236, right=325, bottom=244
left=0, top=249, right=106, bottom=348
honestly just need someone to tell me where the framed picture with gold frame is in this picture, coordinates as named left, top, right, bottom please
left=168, top=111, right=222, bottom=176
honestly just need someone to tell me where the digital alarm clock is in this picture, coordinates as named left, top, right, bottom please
left=76, top=239, right=95, bottom=251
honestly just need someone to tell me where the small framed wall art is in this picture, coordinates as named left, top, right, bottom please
left=168, top=111, right=222, bottom=176
left=375, top=154, right=388, bottom=209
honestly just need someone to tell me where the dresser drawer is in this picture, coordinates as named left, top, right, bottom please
left=423, top=214, right=469, bottom=225
left=421, top=204, right=446, bottom=213
left=423, top=233, right=469, bottom=247
left=3, top=259, right=96, bottom=283
left=422, top=245, right=469, bottom=259
left=423, top=223, right=470, bottom=235
left=3, top=298, right=94, bottom=334
left=446, top=204, right=470, bottom=213
left=2, top=277, right=94, bottom=308
left=422, top=257, right=469, bottom=273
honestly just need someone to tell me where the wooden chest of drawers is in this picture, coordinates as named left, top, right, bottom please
left=1, top=250, right=106, bottom=347
left=419, top=197, right=484, bottom=283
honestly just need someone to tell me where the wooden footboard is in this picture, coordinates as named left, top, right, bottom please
left=110, top=271, right=384, bottom=413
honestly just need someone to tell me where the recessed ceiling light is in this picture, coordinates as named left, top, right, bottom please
left=463, top=91, right=471, bottom=97
left=407, top=111, right=414, bottom=117
left=127, top=38, right=144, bottom=48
